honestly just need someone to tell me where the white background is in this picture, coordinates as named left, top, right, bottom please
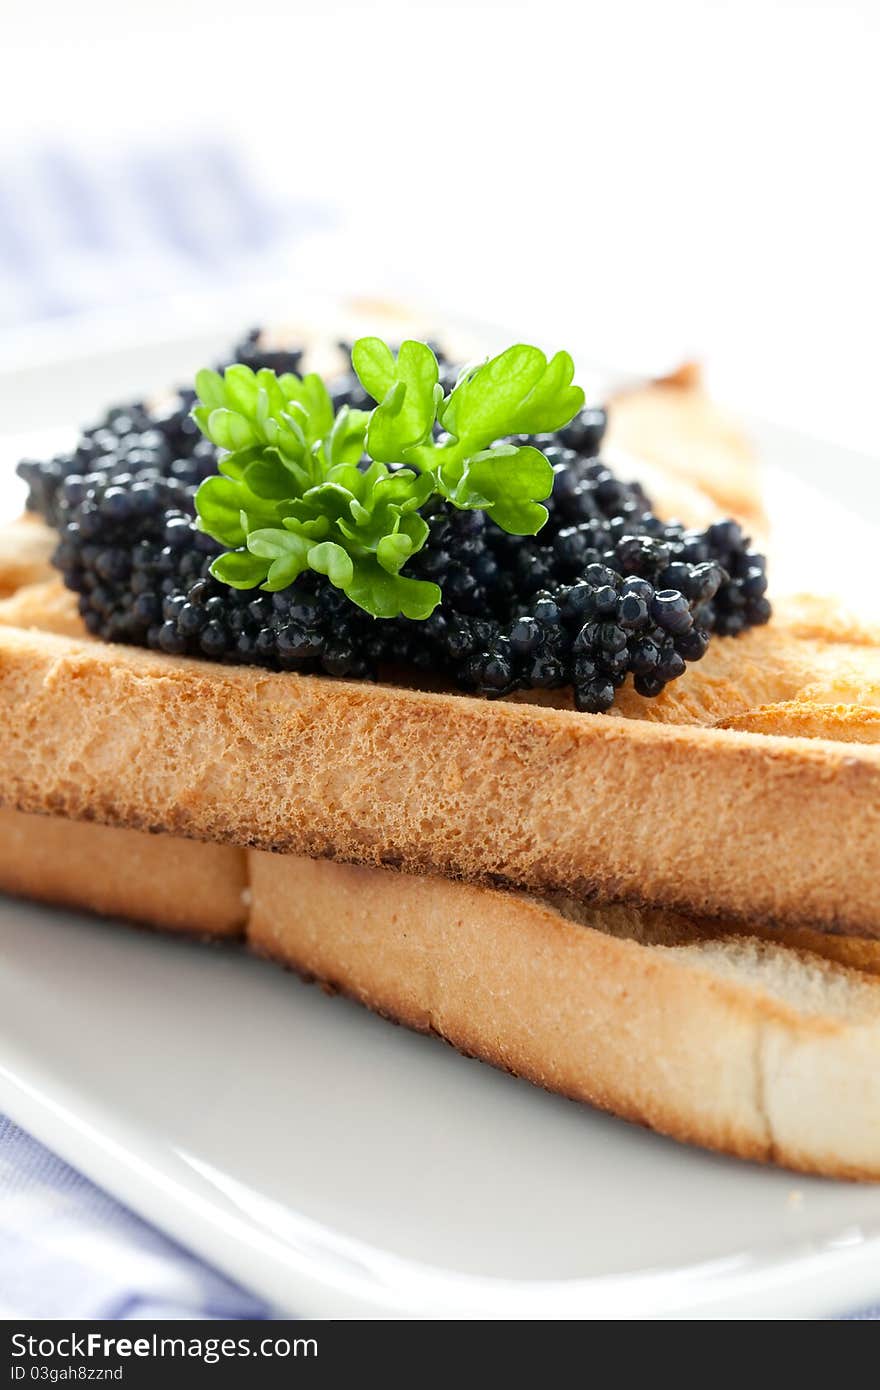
left=1, top=0, right=878, bottom=456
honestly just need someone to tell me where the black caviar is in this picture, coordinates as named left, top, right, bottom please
left=18, top=330, right=771, bottom=713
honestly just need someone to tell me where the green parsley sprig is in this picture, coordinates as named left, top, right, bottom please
left=192, top=339, right=584, bottom=620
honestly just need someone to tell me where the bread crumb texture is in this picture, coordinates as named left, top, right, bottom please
left=0, top=621, right=879, bottom=933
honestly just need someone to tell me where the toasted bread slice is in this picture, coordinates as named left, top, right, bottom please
left=0, top=805, right=247, bottom=935
left=607, top=362, right=764, bottom=530
left=2, top=798, right=878, bottom=1179
left=0, top=617, right=878, bottom=937
left=720, top=703, right=880, bottom=743
left=249, top=853, right=880, bottom=1180
left=0, top=569, right=84, bottom=636
left=0, top=514, right=56, bottom=597
left=5, top=799, right=877, bottom=974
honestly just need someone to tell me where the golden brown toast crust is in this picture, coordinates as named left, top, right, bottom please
left=3, top=799, right=880, bottom=1179
left=0, top=572, right=84, bottom=636
left=0, top=515, right=56, bottom=597
left=248, top=853, right=880, bottom=1181
left=0, top=619, right=879, bottom=934
left=0, top=806, right=247, bottom=935
left=3, top=799, right=879, bottom=968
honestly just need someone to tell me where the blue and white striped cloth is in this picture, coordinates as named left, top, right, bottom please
left=0, top=1117, right=273, bottom=1319
left=0, top=138, right=329, bottom=331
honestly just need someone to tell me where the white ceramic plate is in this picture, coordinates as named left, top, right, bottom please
left=1, top=319, right=879, bottom=1320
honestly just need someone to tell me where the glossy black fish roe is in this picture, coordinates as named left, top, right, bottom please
left=20, top=328, right=771, bottom=713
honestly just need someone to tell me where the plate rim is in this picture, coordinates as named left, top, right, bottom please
left=3, top=1027, right=880, bottom=1322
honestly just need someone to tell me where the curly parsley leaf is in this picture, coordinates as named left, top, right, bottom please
left=344, top=559, right=440, bottom=621
left=193, top=339, right=583, bottom=620
left=439, top=345, right=584, bottom=445
left=196, top=474, right=287, bottom=548
left=350, top=337, right=397, bottom=402
left=443, top=444, right=553, bottom=535
left=209, top=549, right=272, bottom=589
left=355, top=339, right=440, bottom=462
left=326, top=406, right=370, bottom=467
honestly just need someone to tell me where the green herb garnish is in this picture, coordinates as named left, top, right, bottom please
left=192, top=339, right=584, bottom=619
